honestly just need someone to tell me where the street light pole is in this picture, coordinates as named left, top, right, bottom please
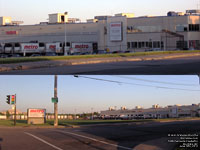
left=54, top=75, right=58, bottom=127
left=64, top=12, right=68, bottom=56
left=91, top=107, right=93, bottom=120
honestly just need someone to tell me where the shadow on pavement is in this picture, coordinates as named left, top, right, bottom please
left=0, top=138, right=3, bottom=150
left=78, top=121, right=200, bottom=150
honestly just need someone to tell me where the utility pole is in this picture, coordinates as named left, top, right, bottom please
left=54, top=75, right=58, bottom=127
left=14, top=94, right=16, bottom=126
left=198, top=75, right=200, bottom=85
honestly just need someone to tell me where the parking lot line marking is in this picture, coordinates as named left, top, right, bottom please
left=24, top=132, right=63, bottom=150
left=56, top=130, right=132, bottom=150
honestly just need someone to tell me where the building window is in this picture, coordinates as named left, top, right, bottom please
left=176, top=25, right=188, bottom=32
left=14, top=43, right=20, bottom=47
left=189, top=40, right=200, bottom=49
left=161, top=41, right=164, bottom=48
left=138, top=42, right=142, bottom=48
left=153, top=41, right=160, bottom=48
left=149, top=42, right=152, bottom=48
left=141, top=42, right=145, bottom=48
left=189, top=24, right=200, bottom=31
left=131, top=42, right=137, bottom=48
left=39, top=43, right=45, bottom=47
left=127, top=42, right=131, bottom=49
left=145, top=42, right=149, bottom=48
left=176, top=41, right=188, bottom=49
left=184, top=27, right=188, bottom=31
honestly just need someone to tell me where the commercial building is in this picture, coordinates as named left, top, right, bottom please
left=0, top=9, right=200, bottom=54
left=100, top=104, right=200, bottom=119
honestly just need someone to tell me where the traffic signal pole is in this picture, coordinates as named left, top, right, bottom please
left=54, top=75, right=58, bottom=127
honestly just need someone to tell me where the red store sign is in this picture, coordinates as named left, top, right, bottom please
left=6, top=31, right=18, bottom=35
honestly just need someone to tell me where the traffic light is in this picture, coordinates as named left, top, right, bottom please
left=11, top=95, right=15, bottom=104
left=6, top=95, right=10, bottom=104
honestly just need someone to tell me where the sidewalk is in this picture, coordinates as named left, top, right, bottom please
left=1, top=52, right=200, bottom=72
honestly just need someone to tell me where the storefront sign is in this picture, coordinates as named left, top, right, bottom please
left=28, top=109, right=46, bottom=118
left=110, top=22, right=122, bottom=41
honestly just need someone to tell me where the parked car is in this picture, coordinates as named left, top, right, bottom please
left=45, top=52, right=57, bottom=56
left=30, top=54, right=41, bottom=57
left=8, top=54, right=22, bottom=57
left=0, top=54, right=8, bottom=58
left=98, top=50, right=107, bottom=54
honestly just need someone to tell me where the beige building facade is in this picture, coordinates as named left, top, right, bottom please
left=0, top=10, right=200, bottom=53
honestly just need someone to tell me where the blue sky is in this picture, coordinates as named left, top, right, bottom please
left=0, top=0, right=198, bottom=24
left=0, top=75, right=200, bottom=114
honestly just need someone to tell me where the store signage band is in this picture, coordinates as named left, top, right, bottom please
left=6, top=31, right=18, bottom=35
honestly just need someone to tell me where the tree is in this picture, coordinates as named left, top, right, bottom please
left=6, top=111, right=11, bottom=119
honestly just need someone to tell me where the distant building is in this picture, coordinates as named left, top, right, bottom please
left=0, top=16, right=23, bottom=26
left=1, top=109, right=22, bottom=115
left=101, top=103, right=200, bottom=119
left=48, top=12, right=68, bottom=24
left=94, top=16, right=112, bottom=21
left=0, top=16, right=12, bottom=25
left=115, top=13, right=134, bottom=18
left=68, top=18, right=81, bottom=23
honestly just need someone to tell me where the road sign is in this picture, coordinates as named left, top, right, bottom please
left=52, top=97, right=58, bottom=103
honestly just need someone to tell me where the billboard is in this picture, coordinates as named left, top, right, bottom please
left=21, top=43, right=40, bottom=52
left=71, top=43, right=93, bottom=53
left=45, top=43, right=61, bottom=52
left=110, top=22, right=122, bottom=41
left=28, top=109, right=46, bottom=118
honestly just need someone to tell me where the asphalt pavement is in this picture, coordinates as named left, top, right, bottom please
left=1, top=55, right=200, bottom=75
left=0, top=120, right=199, bottom=150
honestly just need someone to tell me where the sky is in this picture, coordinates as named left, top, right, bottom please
left=0, top=0, right=198, bottom=25
left=0, top=75, right=200, bottom=114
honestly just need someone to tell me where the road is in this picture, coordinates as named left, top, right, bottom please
left=0, top=120, right=199, bottom=150
left=1, top=55, right=200, bottom=75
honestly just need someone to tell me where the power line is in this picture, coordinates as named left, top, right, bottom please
left=74, top=75, right=200, bottom=92
left=111, top=75, right=199, bottom=87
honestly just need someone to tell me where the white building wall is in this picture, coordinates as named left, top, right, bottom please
left=101, top=104, right=200, bottom=119
left=0, top=23, right=99, bottom=43
left=0, top=15, right=200, bottom=51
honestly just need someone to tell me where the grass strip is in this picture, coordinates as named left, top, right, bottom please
left=1, top=50, right=200, bottom=64
left=0, top=118, right=199, bottom=127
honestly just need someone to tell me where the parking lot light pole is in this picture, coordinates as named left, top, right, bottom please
left=64, top=12, right=68, bottom=56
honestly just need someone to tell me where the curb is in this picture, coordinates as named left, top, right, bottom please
left=0, top=125, right=68, bottom=129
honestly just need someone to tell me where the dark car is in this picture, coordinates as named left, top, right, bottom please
left=0, top=54, right=8, bottom=58
left=30, top=54, right=41, bottom=57
left=45, top=52, right=57, bottom=56
left=8, top=54, right=22, bottom=57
